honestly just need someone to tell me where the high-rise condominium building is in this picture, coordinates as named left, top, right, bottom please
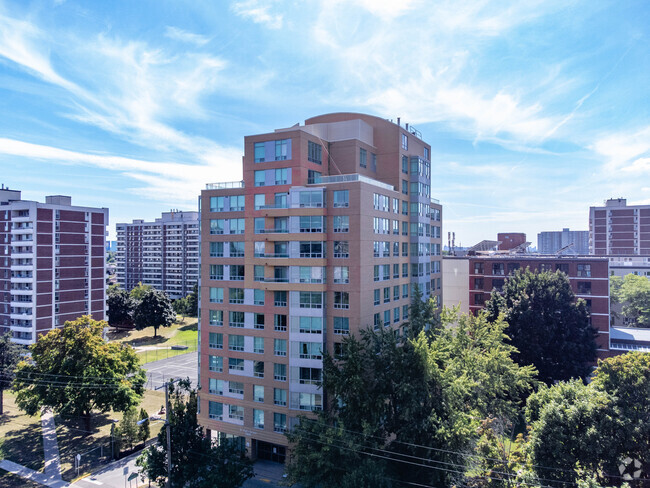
left=589, top=198, right=650, bottom=255
left=115, top=211, right=199, bottom=299
left=0, top=187, right=108, bottom=344
left=537, top=228, right=589, bottom=255
left=198, top=113, right=443, bottom=461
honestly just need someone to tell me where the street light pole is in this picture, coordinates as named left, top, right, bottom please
left=165, top=382, right=172, bottom=488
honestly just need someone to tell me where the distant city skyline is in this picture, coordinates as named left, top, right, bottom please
left=0, top=1, right=648, bottom=243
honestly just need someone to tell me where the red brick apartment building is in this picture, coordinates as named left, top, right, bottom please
left=0, top=187, right=108, bottom=345
left=590, top=198, right=650, bottom=255
left=198, top=113, right=443, bottom=461
left=466, top=255, right=611, bottom=357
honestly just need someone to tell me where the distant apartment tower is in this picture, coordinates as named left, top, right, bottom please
left=0, top=187, right=108, bottom=344
left=115, top=211, right=199, bottom=299
left=589, top=199, right=650, bottom=255
left=198, top=113, right=443, bottom=461
left=537, top=228, right=589, bottom=254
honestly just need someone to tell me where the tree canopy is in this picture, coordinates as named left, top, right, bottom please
left=286, top=308, right=537, bottom=488
left=137, top=380, right=253, bottom=488
left=107, top=285, right=134, bottom=328
left=186, top=283, right=198, bottom=317
left=486, top=268, right=597, bottom=384
left=133, top=288, right=175, bottom=337
left=12, top=316, right=145, bottom=431
left=0, top=332, right=22, bottom=415
left=610, top=274, right=650, bottom=327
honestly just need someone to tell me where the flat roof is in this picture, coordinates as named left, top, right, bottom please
left=610, top=327, right=650, bottom=342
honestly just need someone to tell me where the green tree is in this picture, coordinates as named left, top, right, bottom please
left=592, top=352, right=650, bottom=477
left=133, top=289, right=175, bottom=337
left=107, top=285, right=134, bottom=328
left=0, top=332, right=22, bottom=415
left=138, top=407, right=150, bottom=445
left=404, top=284, right=439, bottom=337
left=286, top=309, right=536, bottom=488
left=172, top=297, right=189, bottom=320
left=112, top=424, right=123, bottom=459
left=130, top=282, right=153, bottom=302
left=486, top=268, right=597, bottom=384
left=12, top=316, right=146, bottom=431
left=525, top=379, right=617, bottom=484
left=186, top=283, right=198, bottom=317
left=121, top=406, right=139, bottom=450
left=137, top=380, right=253, bottom=488
left=610, top=274, right=650, bottom=327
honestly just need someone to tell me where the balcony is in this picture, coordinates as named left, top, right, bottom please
left=258, top=228, right=289, bottom=234
left=205, top=181, right=244, bottom=190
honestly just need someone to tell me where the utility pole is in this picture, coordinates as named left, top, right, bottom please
left=155, top=379, right=179, bottom=488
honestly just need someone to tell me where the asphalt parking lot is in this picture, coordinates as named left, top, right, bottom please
left=142, top=351, right=198, bottom=390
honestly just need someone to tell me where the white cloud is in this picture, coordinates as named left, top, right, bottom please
left=592, top=126, right=650, bottom=173
left=164, top=26, right=211, bottom=46
left=231, top=1, right=283, bottom=29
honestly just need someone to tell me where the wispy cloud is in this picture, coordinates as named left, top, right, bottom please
left=164, top=26, right=211, bottom=46
left=231, top=1, right=283, bottom=29
left=592, top=125, right=650, bottom=173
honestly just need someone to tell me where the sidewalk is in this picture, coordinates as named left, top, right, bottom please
left=41, top=410, right=63, bottom=480
left=0, top=459, right=69, bottom=488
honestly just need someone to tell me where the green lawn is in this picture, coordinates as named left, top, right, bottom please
left=108, top=316, right=198, bottom=364
left=0, top=392, right=44, bottom=485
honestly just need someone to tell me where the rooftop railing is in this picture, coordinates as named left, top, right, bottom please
left=317, top=174, right=394, bottom=191
left=205, top=181, right=244, bottom=190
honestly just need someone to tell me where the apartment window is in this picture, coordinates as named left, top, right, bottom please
left=274, top=193, right=287, bottom=208
left=253, top=409, right=264, bottom=430
left=333, top=266, right=349, bottom=284
left=384, top=287, right=390, bottom=303
left=208, top=355, right=223, bottom=372
left=274, top=314, right=287, bottom=331
left=228, top=334, right=244, bottom=352
left=507, top=263, right=520, bottom=276
left=209, top=242, right=223, bottom=257
left=308, top=141, right=322, bottom=164
left=374, top=265, right=380, bottom=281
left=275, top=139, right=289, bottom=160
left=210, top=287, right=223, bottom=303
left=230, top=195, right=245, bottom=211
left=374, top=289, right=380, bottom=306
left=274, top=291, right=287, bottom=307
left=229, top=241, right=245, bottom=257
left=254, top=337, right=265, bottom=354
left=299, top=216, right=324, bottom=233
left=254, top=142, right=265, bottom=162
left=229, top=218, right=244, bottom=234
left=274, top=363, right=287, bottom=382
left=254, top=385, right=264, bottom=402
left=402, top=284, right=409, bottom=298
left=229, top=381, right=244, bottom=395
left=334, top=291, right=349, bottom=309
left=492, top=279, right=505, bottom=292
left=209, top=310, right=223, bottom=326
left=393, top=263, right=399, bottom=279
left=299, top=241, right=324, bottom=258
left=402, top=222, right=408, bottom=235
left=275, top=168, right=289, bottom=185
left=556, top=263, right=569, bottom=274
left=304, top=168, right=320, bottom=184
left=474, top=262, right=484, bottom=274
left=229, top=311, right=244, bottom=328
left=299, top=342, right=322, bottom=360
left=473, top=278, right=484, bottom=291
left=374, top=313, right=381, bottom=328
left=393, top=285, right=400, bottom=301
left=299, top=190, right=324, bottom=208
left=384, top=310, right=391, bottom=326
left=403, top=304, right=408, bottom=320
left=229, top=358, right=244, bottom=371
left=273, top=388, right=287, bottom=406
left=255, top=170, right=266, bottom=187
left=424, top=147, right=430, bottom=160
left=383, top=264, right=390, bottom=280
left=403, top=263, right=408, bottom=277
left=401, top=133, right=408, bottom=150
left=492, top=263, right=504, bottom=276
left=254, top=313, right=265, bottom=329
left=394, top=307, right=400, bottom=323
left=371, top=153, right=377, bottom=171
left=299, top=266, right=324, bottom=283
left=274, top=413, right=287, bottom=433
left=254, top=361, right=264, bottom=378
left=298, top=392, right=323, bottom=411
left=209, top=332, right=223, bottom=349
left=254, top=194, right=265, bottom=210
left=334, top=241, right=349, bottom=258
left=300, top=367, right=322, bottom=385
left=229, top=405, right=244, bottom=421
left=333, top=190, right=349, bottom=208
left=333, top=216, right=349, bottom=233
left=230, top=265, right=245, bottom=280
left=210, top=196, right=225, bottom=212
left=274, top=339, right=287, bottom=356
left=393, top=242, right=399, bottom=257
left=254, top=289, right=265, bottom=305
left=299, top=292, right=323, bottom=309
left=299, top=316, right=323, bottom=334
left=402, top=180, right=408, bottom=195
left=577, top=281, right=592, bottom=295
left=333, top=317, right=349, bottom=335
left=229, top=288, right=244, bottom=304
left=474, top=293, right=485, bottom=306
left=359, top=148, right=367, bottom=168
left=254, top=265, right=265, bottom=282
left=254, top=218, right=265, bottom=234
left=402, top=155, right=408, bottom=174
left=209, top=401, right=223, bottom=420
left=210, top=219, right=224, bottom=235
left=577, top=264, right=592, bottom=277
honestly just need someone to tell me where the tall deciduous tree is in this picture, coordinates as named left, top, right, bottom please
left=107, top=285, right=134, bottom=328
left=286, top=309, right=536, bottom=488
left=486, top=268, right=597, bottom=384
left=129, top=282, right=153, bottom=301
left=186, top=283, right=199, bottom=317
left=610, top=274, right=650, bottom=327
left=12, top=316, right=145, bottom=431
left=133, top=289, right=175, bottom=338
left=137, top=380, right=253, bottom=488
left=0, top=332, right=22, bottom=415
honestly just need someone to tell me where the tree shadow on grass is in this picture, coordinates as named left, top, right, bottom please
left=179, top=321, right=198, bottom=332
left=125, top=335, right=167, bottom=347
left=0, top=411, right=44, bottom=472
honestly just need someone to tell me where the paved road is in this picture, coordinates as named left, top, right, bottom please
left=142, top=352, right=198, bottom=390
left=71, top=451, right=143, bottom=488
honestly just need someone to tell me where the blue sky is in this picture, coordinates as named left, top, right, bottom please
left=0, top=0, right=648, bottom=246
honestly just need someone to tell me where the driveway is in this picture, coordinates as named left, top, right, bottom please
left=142, top=352, right=198, bottom=390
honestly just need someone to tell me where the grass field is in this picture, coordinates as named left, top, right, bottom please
left=108, top=316, right=198, bottom=363
left=0, top=392, right=44, bottom=475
